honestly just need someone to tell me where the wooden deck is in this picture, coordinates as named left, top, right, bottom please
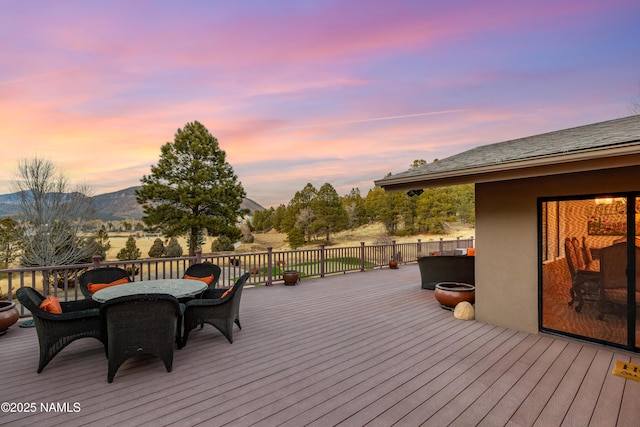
left=2, top=265, right=639, bottom=426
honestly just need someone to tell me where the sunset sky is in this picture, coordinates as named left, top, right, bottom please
left=1, top=1, right=639, bottom=208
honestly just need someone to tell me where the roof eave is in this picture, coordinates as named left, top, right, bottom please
left=376, top=142, right=640, bottom=192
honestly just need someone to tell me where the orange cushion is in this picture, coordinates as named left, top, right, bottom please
left=221, top=288, right=232, bottom=298
left=467, top=248, right=476, bottom=256
left=40, top=296, right=62, bottom=314
left=87, top=277, right=129, bottom=293
left=184, top=274, right=214, bottom=285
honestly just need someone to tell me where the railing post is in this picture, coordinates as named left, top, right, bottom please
left=319, top=244, right=325, bottom=278
left=195, top=249, right=202, bottom=264
left=392, top=240, right=397, bottom=264
left=471, top=236, right=475, bottom=248
left=92, top=255, right=102, bottom=269
left=439, top=238, right=444, bottom=253
left=267, top=247, right=273, bottom=286
left=456, top=237, right=460, bottom=248
left=417, top=239, right=422, bottom=253
left=360, top=242, right=365, bottom=271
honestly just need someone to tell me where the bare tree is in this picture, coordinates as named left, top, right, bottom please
left=12, top=157, right=96, bottom=268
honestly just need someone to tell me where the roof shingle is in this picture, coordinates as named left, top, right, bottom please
left=381, top=114, right=640, bottom=182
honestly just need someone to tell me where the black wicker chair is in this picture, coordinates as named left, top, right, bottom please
left=182, top=262, right=221, bottom=291
left=16, top=287, right=104, bottom=373
left=78, top=267, right=132, bottom=298
left=100, top=293, right=181, bottom=383
left=181, top=272, right=250, bottom=348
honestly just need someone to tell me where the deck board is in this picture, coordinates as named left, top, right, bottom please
left=1, top=264, right=639, bottom=426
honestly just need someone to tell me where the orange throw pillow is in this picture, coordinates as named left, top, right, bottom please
left=184, top=274, right=214, bottom=285
left=221, top=288, right=232, bottom=298
left=40, top=296, right=62, bottom=314
left=88, top=277, right=129, bottom=293
left=467, top=248, right=476, bottom=256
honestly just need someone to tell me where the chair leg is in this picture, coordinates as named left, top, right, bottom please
left=161, top=354, right=174, bottom=373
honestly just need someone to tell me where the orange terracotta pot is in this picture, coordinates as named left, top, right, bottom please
left=283, top=270, right=300, bottom=286
left=434, top=282, right=475, bottom=310
left=0, top=301, right=19, bottom=336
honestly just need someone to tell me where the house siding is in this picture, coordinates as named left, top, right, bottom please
left=475, top=164, right=640, bottom=333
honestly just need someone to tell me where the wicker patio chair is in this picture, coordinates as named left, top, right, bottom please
left=180, top=272, right=250, bottom=348
left=596, top=242, right=640, bottom=320
left=99, top=293, right=181, bottom=383
left=564, top=237, right=600, bottom=312
left=183, top=262, right=221, bottom=290
left=78, top=267, right=132, bottom=298
left=16, top=287, right=105, bottom=373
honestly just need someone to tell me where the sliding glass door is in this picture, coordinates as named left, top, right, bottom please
left=540, top=194, right=638, bottom=351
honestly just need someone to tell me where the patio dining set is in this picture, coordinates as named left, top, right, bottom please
left=16, top=262, right=249, bottom=383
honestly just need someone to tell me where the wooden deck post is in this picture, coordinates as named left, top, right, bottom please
left=266, top=247, right=273, bottom=286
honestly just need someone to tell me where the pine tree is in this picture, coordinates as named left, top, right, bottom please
left=116, top=236, right=141, bottom=260
left=311, top=183, right=348, bottom=242
left=136, top=121, right=248, bottom=256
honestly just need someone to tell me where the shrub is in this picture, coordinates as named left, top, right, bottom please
left=148, top=238, right=165, bottom=258
left=211, top=235, right=235, bottom=252
left=165, top=237, right=183, bottom=257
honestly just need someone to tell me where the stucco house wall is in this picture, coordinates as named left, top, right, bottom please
left=475, top=164, right=640, bottom=333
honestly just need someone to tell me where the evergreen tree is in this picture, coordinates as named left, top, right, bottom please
left=364, top=185, right=411, bottom=235
left=0, top=217, right=22, bottom=268
left=286, top=227, right=305, bottom=249
left=136, top=121, right=248, bottom=256
left=342, top=188, right=367, bottom=228
left=252, top=207, right=275, bottom=232
left=148, top=237, right=165, bottom=258
left=455, top=184, right=475, bottom=224
left=165, top=237, right=183, bottom=257
left=186, top=229, right=205, bottom=253
left=86, top=229, right=111, bottom=260
left=311, top=183, right=348, bottom=242
left=415, top=187, right=458, bottom=233
left=116, top=236, right=141, bottom=260
left=281, top=183, right=317, bottom=232
left=211, top=235, right=235, bottom=252
left=272, top=204, right=287, bottom=231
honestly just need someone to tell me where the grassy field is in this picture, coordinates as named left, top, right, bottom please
left=242, top=221, right=475, bottom=252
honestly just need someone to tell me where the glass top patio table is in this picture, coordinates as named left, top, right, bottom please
left=92, top=279, right=208, bottom=303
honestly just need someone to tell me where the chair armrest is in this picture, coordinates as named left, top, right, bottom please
left=201, top=289, right=226, bottom=299
left=35, top=308, right=101, bottom=321
left=575, top=269, right=600, bottom=277
left=61, top=298, right=101, bottom=311
left=184, top=298, right=226, bottom=308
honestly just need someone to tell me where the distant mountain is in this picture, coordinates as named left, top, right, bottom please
left=0, top=186, right=265, bottom=221
left=90, top=187, right=144, bottom=220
